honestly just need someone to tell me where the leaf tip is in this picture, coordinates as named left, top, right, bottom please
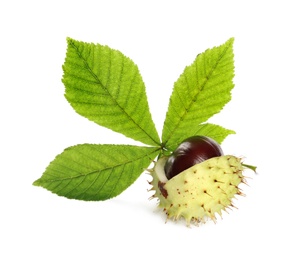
left=32, top=179, right=41, bottom=187
left=230, top=129, right=236, bottom=135
left=66, top=37, right=79, bottom=49
left=226, top=37, right=234, bottom=44
left=66, top=36, right=73, bottom=44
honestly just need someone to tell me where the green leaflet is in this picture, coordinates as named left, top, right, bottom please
left=63, top=38, right=160, bottom=147
left=161, top=38, right=235, bottom=150
left=168, top=123, right=235, bottom=151
left=33, top=144, right=160, bottom=201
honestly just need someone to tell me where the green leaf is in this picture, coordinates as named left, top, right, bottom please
left=162, top=38, right=235, bottom=150
left=166, top=123, right=235, bottom=151
left=62, top=38, right=160, bottom=146
left=33, top=144, right=160, bottom=201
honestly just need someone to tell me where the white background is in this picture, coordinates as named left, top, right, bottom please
left=1, top=0, right=293, bottom=259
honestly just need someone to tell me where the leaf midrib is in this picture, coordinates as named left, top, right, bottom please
left=38, top=147, right=160, bottom=183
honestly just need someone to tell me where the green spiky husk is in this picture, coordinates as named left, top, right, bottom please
left=149, top=155, right=248, bottom=226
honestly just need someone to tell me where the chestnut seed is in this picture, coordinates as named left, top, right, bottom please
left=164, top=136, right=224, bottom=180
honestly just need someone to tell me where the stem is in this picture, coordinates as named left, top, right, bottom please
left=242, top=163, right=257, bottom=173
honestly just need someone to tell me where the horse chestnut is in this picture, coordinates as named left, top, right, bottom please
left=164, top=136, right=224, bottom=179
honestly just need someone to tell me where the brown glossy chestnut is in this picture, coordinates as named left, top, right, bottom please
left=164, top=136, right=223, bottom=180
